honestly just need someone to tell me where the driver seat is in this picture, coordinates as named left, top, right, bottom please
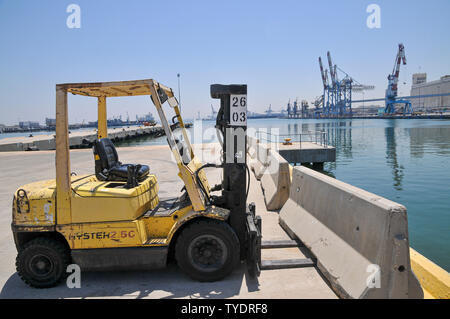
left=93, top=138, right=149, bottom=182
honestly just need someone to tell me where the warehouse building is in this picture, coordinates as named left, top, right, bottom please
left=410, top=74, right=450, bottom=111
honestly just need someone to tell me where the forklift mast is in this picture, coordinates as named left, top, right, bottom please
left=211, top=84, right=261, bottom=275
left=210, top=84, right=248, bottom=247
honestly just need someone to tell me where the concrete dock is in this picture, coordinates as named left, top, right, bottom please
left=0, top=125, right=165, bottom=152
left=0, top=144, right=336, bottom=299
left=277, top=141, right=336, bottom=166
left=254, top=131, right=336, bottom=167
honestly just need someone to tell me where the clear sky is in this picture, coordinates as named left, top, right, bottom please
left=0, top=0, right=449, bottom=124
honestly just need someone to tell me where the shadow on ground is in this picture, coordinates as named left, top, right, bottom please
left=0, top=263, right=259, bottom=299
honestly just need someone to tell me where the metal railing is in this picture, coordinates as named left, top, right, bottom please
left=256, top=130, right=329, bottom=149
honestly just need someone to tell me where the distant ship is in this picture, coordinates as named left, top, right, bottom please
left=136, top=112, right=155, bottom=123
left=248, top=104, right=285, bottom=119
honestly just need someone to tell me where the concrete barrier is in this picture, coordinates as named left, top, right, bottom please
left=252, top=142, right=270, bottom=180
left=247, top=136, right=258, bottom=175
left=0, top=142, right=24, bottom=152
left=279, top=166, right=423, bottom=299
left=260, top=149, right=291, bottom=211
left=246, top=136, right=258, bottom=159
left=34, top=138, right=56, bottom=150
left=69, top=136, right=83, bottom=147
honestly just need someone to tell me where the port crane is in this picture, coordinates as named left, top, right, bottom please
left=286, top=99, right=310, bottom=118
left=348, top=43, right=450, bottom=116
left=318, top=51, right=374, bottom=117
left=287, top=99, right=292, bottom=117
left=293, top=99, right=298, bottom=116
left=210, top=104, right=217, bottom=118
left=385, top=43, right=412, bottom=114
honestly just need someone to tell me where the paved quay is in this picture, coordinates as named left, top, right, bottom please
left=0, top=144, right=336, bottom=299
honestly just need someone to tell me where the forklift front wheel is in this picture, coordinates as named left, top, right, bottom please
left=16, top=237, right=70, bottom=288
left=175, top=219, right=240, bottom=282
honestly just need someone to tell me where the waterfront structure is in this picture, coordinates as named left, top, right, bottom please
left=136, top=112, right=155, bottom=123
left=351, top=105, right=382, bottom=117
left=1, top=125, right=24, bottom=133
left=46, top=117, right=56, bottom=129
left=0, top=125, right=165, bottom=151
left=18, top=121, right=40, bottom=129
left=410, top=74, right=450, bottom=112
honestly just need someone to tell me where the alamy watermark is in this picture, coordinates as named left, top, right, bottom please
left=366, top=4, right=381, bottom=29
left=169, top=120, right=281, bottom=171
left=66, top=264, right=81, bottom=288
left=66, top=4, right=81, bottom=29
left=366, top=264, right=381, bottom=289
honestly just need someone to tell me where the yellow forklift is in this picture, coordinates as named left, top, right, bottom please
left=12, top=79, right=261, bottom=288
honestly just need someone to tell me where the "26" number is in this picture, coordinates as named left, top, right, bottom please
left=232, top=96, right=246, bottom=107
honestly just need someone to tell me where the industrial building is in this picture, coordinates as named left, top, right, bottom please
left=18, top=121, right=40, bottom=129
left=410, top=74, right=450, bottom=112
left=45, top=117, right=56, bottom=129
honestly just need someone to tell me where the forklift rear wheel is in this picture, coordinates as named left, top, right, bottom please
left=16, top=237, right=70, bottom=288
left=175, top=219, right=240, bottom=282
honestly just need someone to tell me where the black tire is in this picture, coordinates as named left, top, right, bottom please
left=16, top=237, right=70, bottom=288
left=175, top=219, right=240, bottom=282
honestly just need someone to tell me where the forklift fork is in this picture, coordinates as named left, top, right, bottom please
left=246, top=202, right=262, bottom=277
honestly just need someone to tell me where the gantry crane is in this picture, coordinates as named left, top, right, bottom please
left=287, top=99, right=292, bottom=117
left=318, top=51, right=374, bottom=117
